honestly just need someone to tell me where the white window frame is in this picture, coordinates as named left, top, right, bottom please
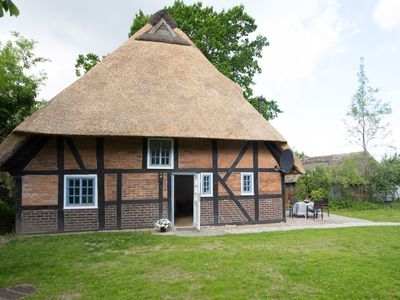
left=241, top=172, right=254, bottom=196
left=64, top=174, right=98, bottom=209
left=200, top=172, right=213, bottom=197
left=147, top=138, right=174, bottom=169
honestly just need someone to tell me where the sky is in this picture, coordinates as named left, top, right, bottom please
left=1, top=0, right=399, bottom=160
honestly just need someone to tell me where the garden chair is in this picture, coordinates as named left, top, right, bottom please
left=287, top=198, right=297, bottom=218
left=306, top=201, right=323, bottom=220
left=321, top=197, right=329, bottom=216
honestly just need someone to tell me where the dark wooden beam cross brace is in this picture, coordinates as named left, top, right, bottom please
left=65, top=137, right=85, bottom=170
left=222, top=141, right=251, bottom=182
left=218, top=175, right=253, bottom=222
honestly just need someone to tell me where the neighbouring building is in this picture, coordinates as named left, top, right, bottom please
left=0, top=10, right=303, bottom=234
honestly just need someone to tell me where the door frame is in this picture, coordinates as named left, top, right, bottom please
left=171, top=172, right=200, bottom=228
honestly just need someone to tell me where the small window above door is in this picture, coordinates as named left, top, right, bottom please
left=147, top=138, right=174, bottom=169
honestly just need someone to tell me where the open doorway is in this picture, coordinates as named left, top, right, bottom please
left=174, top=175, right=193, bottom=227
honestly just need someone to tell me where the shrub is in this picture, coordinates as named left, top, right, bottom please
left=0, top=200, right=15, bottom=227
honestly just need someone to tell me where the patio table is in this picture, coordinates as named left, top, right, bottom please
left=293, top=201, right=314, bottom=217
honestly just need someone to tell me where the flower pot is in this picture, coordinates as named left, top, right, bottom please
left=160, top=227, right=167, bottom=233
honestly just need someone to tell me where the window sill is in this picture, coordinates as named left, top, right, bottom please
left=147, top=165, right=174, bottom=170
left=64, top=206, right=98, bottom=210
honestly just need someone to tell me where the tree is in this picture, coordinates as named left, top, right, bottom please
left=0, top=32, right=48, bottom=141
left=371, top=154, right=400, bottom=199
left=0, top=0, right=19, bottom=17
left=75, top=53, right=105, bottom=77
left=75, top=1, right=282, bottom=120
left=346, top=57, right=391, bottom=153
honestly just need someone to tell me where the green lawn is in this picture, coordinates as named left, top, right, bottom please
left=333, top=208, right=400, bottom=222
left=1, top=227, right=400, bottom=299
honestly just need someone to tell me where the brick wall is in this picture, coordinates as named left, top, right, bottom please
left=105, top=205, right=117, bottom=229
left=218, top=199, right=247, bottom=223
left=64, top=209, right=99, bottom=231
left=200, top=200, right=213, bottom=225
left=217, top=140, right=253, bottom=168
left=122, top=173, right=159, bottom=200
left=24, top=138, right=57, bottom=171
left=70, top=137, right=97, bottom=169
left=258, top=142, right=277, bottom=168
left=259, top=173, right=281, bottom=195
left=259, top=198, right=283, bottom=221
left=105, top=174, right=117, bottom=201
left=22, top=175, right=58, bottom=206
left=179, top=139, right=212, bottom=168
left=21, top=209, right=58, bottom=233
left=104, top=137, right=142, bottom=169
left=162, top=200, right=169, bottom=219
left=121, top=203, right=159, bottom=228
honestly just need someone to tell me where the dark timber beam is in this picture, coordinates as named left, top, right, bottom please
left=253, top=142, right=259, bottom=221
left=212, top=140, right=219, bottom=224
left=218, top=175, right=253, bottom=222
left=57, top=137, right=64, bottom=232
left=7, top=136, right=49, bottom=175
left=65, top=137, right=85, bottom=170
left=96, top=137, right=105, bottom=230
left=15, top=176, right=22, bottom=233
left=142, top=138, right=148, bottom=169
left=222, top=141, right=251, bottom=182
left=116, top=171, right=122, bottom=229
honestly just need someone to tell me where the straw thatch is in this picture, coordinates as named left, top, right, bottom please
left=0, top=11, right=304, bottom=173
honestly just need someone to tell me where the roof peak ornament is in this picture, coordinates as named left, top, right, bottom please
left=135, top=10, right=190, bottom=46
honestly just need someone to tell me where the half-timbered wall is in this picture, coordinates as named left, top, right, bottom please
left=15, top=136, right=284, bottom=233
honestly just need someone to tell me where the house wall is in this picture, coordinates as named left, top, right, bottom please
left=15, top=136, right=284, bottom=233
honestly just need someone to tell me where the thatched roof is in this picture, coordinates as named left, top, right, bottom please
left=0, top=10, right=303, bottom=173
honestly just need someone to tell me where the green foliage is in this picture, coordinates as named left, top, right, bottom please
left=129, top=9, right=149, bottom=35
left=0, top=200, right=14, bottom=227
left=371, top=153, right=400, bottom=198
left=330, top=158, right=368, bottom=192
left=329, top=197, right=385, bottom=210
left=74, top=53, right=104, bottom=77
left=0, top=32, right=48, bottom=141
left=249, top=97, right=283, bottom=120
left=295, top=166, right=331, bottom=200
left=295, top=158, right=377, bottom=202
left=0, top=0, right=19, bottom=17
left=346, top=57, right=391, bottom=152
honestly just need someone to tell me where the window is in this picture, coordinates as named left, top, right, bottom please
left=201, top=173, right=213, bottom=197
left=147, top=139, right=174, bottom=169
left=241, top=172, right=254, bottom=195
left=64, top=175, right=97, bottom=209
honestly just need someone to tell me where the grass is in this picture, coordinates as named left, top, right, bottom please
left=1, top=227, right=400, bottom=299
left=333, top=207, right=400, bottom=222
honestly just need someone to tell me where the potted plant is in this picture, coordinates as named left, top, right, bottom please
left=154, top=219, right=172, bottom=232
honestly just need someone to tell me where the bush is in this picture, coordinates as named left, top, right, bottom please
left=330, top=198, right=400, bottom=210
left=0, top=200, right=15, bottom=227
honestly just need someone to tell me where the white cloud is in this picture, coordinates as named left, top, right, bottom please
left=373, top=0, right=400, bottom=30
left=254, top=0, right=357, bottom=93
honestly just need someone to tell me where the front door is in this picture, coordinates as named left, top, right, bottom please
left=172, top=173, right=201, bottom=229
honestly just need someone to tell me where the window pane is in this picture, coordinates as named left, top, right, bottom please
left=65, top=176, right=96, bottom=207
left=149, top=140, right=172, bottom=166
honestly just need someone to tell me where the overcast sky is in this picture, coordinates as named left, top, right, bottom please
left=1, top=0, right=399, bottom=160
